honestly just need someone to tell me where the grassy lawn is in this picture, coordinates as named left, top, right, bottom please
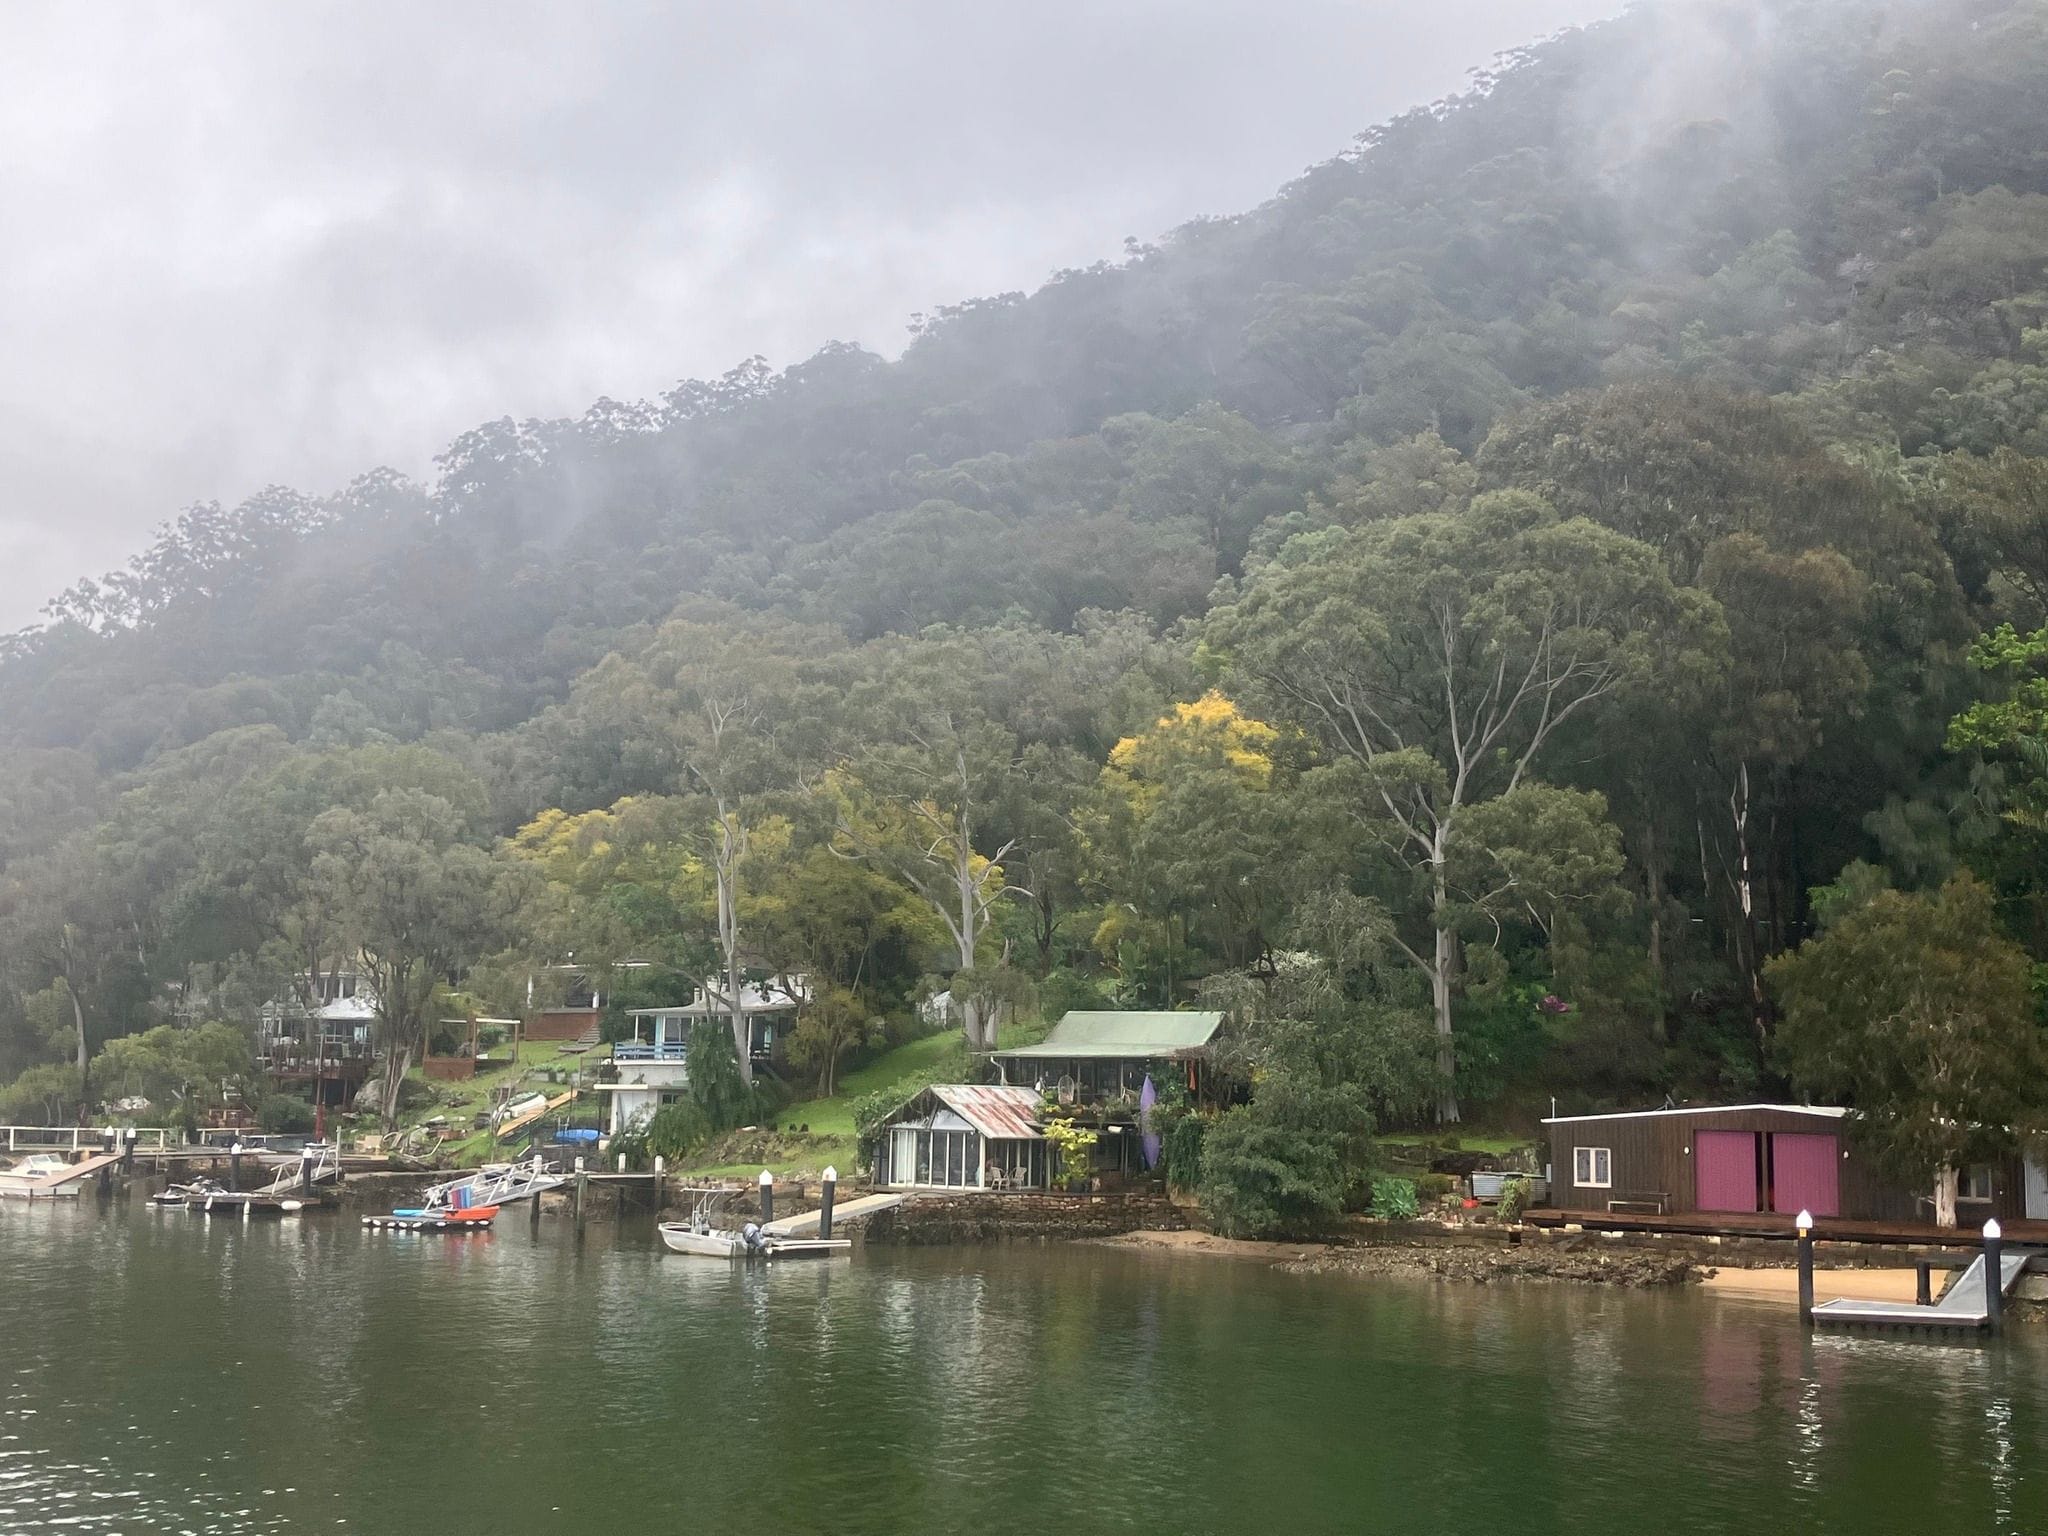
left=1376, top=1130, right=1534, bottom=1157
left=390, top=1039, right=595, bottom=1164
left=673, top=1020, right=1058, bottom=1177
left=770, top=1017, right=1054, bottom=1139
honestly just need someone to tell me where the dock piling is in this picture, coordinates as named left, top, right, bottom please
left=122, top=1128, right=137, bottom=1172
left=1795, top=1210, right=1815, bottom=1326
left=574, top=1158, right=588, bottom=1235
left=1983, top=1219, right=2004, bottom=1335
left=229, top=1141, right=244, bottom=1194
left=654, top=1156, right=665, bottom=1212
left=758, top=1168, right=774, bottom=1226
left=819, top=1166, right=837, bottom=1239
left=300, top=1146, right=317, bottom=1196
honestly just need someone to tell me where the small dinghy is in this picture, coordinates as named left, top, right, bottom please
left=658, top=1191, right=852, bottom=1261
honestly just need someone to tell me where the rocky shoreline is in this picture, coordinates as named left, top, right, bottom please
left=1094, top=1228, right=1698, bottom=1287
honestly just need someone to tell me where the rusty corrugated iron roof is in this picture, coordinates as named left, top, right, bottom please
left=928, top=1083, right=1044, bottom=1141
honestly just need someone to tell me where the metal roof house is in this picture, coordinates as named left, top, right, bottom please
left=992, top=1010, right=1225, bottom=1106
left=872, top=1084, right=1052, bottom=1192
left=1543, top=1103, right=2043, bottom=1224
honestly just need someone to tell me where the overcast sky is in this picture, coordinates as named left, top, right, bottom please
left=0, top=1, right=1624, bottom=631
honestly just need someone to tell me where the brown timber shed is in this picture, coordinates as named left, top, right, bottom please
left=1543, top=1104, right=2029, bottom=1224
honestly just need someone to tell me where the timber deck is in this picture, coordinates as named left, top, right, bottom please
left=1525, top=1207, right=2048, bottom=1246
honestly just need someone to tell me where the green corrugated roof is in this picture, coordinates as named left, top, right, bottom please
left=995, top=1010, right=1224, bottom=1060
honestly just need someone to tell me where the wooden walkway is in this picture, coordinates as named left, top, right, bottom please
left=0, top=1151, right=125, bottom=1197
left=1525, top=1207, right=2048, bottom=1246
left=764, top=1193, right=904, bottom=1236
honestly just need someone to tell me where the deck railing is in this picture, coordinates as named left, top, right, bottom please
left=612, top=1042, right=688, bottom=1062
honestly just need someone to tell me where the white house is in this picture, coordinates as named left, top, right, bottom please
left=595, top=1010, right=692, bottom=1137
left=628, top=976, right=809, bottom=1065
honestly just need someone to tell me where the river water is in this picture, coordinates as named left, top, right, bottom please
left=2, top=1200, right=2043, bottom=1535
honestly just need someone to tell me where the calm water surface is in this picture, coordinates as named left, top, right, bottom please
left=2, top=1199, right=2043, bottom=1535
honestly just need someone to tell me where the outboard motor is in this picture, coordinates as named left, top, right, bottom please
left=742, top=1221, right=765, bottom=1254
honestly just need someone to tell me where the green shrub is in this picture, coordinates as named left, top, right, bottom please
left=1497, top=1176, right=1533, bottom=1223
left=1160, top=1113, right=1207, bottom=1190
left=645, top=1099, right=714, bottom=1163
left=1198, top=1077, right=1362, bottom=1238
left=1371, top=1175, right=1419, bottom=1221
left=258, top=1094, right=316, bottom=1135
left=1415, top=1171, right=1457, bottom=1203
left=1044, top=1117, right=1099, bottom=1188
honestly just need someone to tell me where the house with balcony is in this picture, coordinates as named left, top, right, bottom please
left=626, top=976, right=808, bottom=1067
left=594, top=1010, right=693, bottom=1136
left=257, top=972, right=378, bottom=1107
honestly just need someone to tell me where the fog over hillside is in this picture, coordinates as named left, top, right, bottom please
left=0, top=0, right=1619, bottom=629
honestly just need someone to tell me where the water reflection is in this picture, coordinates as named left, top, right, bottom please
left=3, top=1205, right=2048, bottom=1534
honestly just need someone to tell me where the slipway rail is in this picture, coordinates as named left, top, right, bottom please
left=493, top=1091, right=577, bottom=1142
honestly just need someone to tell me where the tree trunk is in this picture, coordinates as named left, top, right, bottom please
left=1643, top=827, right=1668, bottom=1043
left=1431, top=851, right=1459, bottom=1124
left=69, top=982, right=87, bottom=1075
left=378, top=1038, right=414, bottom=1129
left=714, top=803, right=752, bottom=1086
left=1730, top=762, right=1768, bottom=1054
left=1933, top=1165, right=1959, bottom=1230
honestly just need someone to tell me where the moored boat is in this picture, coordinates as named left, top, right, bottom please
left=0, top=1154, right=88, bottom=1200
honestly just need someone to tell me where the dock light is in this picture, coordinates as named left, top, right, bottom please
left=1795, top=1210, right=1816, bottom=1326
left=1985, top=1217, right=2002, bottom=1240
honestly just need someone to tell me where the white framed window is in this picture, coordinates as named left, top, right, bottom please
left=1574, top=1146, right=1612, bottom=1188
left=1960, top=1164, right=1997, bottom=1201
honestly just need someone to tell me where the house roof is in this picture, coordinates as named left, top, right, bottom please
left=630, top=978, right=807, bottom=1018
left=995, top=1010, right=1224, bottom=1061
left=897, top=1084, right=1045, bottom=1140
left=1542, top=1103, right=1848, bottom=1125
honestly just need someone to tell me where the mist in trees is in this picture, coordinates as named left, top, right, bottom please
left=5, top=0, right=2048, bottom=1150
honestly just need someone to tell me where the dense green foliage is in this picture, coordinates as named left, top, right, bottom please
left=6, top=0, right=2048, bottom=1163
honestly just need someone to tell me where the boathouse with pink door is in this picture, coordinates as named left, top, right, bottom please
left=1543, top=1103, right=2030, bottom=1224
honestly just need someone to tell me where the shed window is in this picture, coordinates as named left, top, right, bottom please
left=1960, top=1164, right=1997, bottom=1201
left=1574, top=1146, right=1612, bottom=1189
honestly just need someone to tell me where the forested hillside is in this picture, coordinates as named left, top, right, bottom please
left=7, top=0, right=2048, bottom=1156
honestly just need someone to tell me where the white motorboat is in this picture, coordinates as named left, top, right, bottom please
left=659, top=1221, right=746, bottom=1258
left=0, top=1154, right=85, bottom=1200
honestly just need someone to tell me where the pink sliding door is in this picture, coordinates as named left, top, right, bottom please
left=1694, top=1131, right=1759, bottom=1212
left=1769, top=1133, right=1840, bottom=1217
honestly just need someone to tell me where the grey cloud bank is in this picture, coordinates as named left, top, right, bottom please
left=0, top=0, right=1621, bottom=632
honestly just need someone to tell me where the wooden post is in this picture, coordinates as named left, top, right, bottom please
left=654, top=1156, right=665, bottom=1214
left=230, top=1141, right=244, bottom=1194
left=122, top=1127, right=137, bottom=1172
left=758, top=1168, right=774, bottom=1226
left=1983, top=1218, right=2004, bottom=1335
left=819, top=1166, right=837, bottom=1240
left=1916, top=1260, right=1932, bottom=1307
left=1796, top=1209, right=1815, bottom=1326
left=300, top=1147, right=317, bottom=1197
left=574, top=1157, right=588, bottom=1235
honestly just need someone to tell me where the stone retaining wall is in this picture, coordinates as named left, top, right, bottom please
left=864, top=1191, right=1187, bottom=1245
